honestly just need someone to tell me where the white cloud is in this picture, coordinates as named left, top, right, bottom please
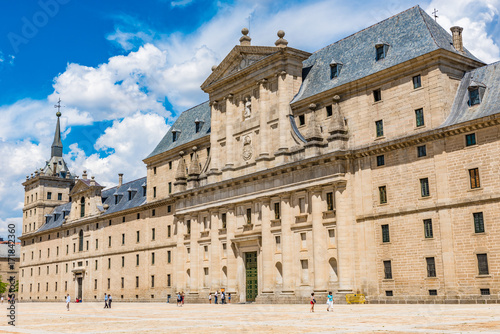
left=0, top=217, right=22, bottom=241
left=67, top=112, right=170, bottom=188
left=426, top=0, right=500, bottom=63
left=171, top=0, right=194, bottom=7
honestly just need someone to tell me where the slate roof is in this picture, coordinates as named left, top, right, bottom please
left=291, top=5, right=483, bottom=104
left=36, top=177, right=147, bottom=233
left=0, top=244, right=20, bottom=259
left=442, top=61, right=500, bottom=127
left=147, top=101, right=211, bottom=159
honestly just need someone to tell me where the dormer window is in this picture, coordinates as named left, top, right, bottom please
left=469, top=88, right=480, bottom=105
left=172, top=130, right=179, bottom=142
left=329, top=60, right=342, bottom=79
left=375, top=42, right=389, bottom=61
left=195, top=119, right=204, bottom=133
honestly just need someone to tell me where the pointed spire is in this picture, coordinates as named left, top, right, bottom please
left=51, top=99, right=63, bottom=158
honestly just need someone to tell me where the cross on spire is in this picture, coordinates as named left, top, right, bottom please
left=432, top=8, right=438, bottom=22
left=54, top=97, right=63, bottom=117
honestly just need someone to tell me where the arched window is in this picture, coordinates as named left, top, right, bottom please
left=275, top=262, right=283, bottom=285
left=78, top=230, right=84, bottom=252
left=80, top=197, right=85, bottom=218
left=329, top=258, right=338, bottom=282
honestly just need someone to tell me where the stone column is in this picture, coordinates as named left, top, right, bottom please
left=222, top=97, right=235, bottom=179
left=226, top=207, right=238, bottom=294
left=257, top=79, right=270, bottom=170
left=189, top=215, right=200, bottom=294
left=260, top=197, right=274, bottom=293
left=174, top=216, right=186, bottom=292
left=280, top=194, right=294, bottom=293
left=210, top=210, right=221, bottom=289
left=335, top=183, right=354, bottom=293
left=311, top=187, right=327, bottom=292
left=276, top=72, right=292, bottom=164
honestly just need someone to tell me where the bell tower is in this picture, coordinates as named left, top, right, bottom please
left=21, top=102, right=75, bottom=235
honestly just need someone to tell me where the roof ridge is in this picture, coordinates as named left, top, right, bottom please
left=311, top=5, right=421, bottom=55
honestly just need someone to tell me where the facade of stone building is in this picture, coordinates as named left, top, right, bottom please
left=0, top=243, right=20, bottom=298
left=19, top=6, right=500, bottom=303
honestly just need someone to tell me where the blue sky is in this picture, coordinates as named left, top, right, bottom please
left=0, top=0, right=499, bottom=240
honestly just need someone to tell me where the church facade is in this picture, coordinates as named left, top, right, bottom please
left=19, top=6, right=500, bottom=303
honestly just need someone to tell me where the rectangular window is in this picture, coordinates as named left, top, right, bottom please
left=385, top=290, right=393, bottom=296
left=469, top=168, right=480, bottom=189
left=167, top=205, right=171, bottom=213
left=415, top=108, right=424, bottom=127
left=152, top=209, right=156, bottom=217
left=375, top=120, right=384, bottom=137
left=381, top=224, right=390, bottom=243
left=136, top=254, right=140, bottom=266
left=95, top=260, right=98, bottom=270
left=153, top=187, right=156, bottom=198
left=152, top=252, right=155, bottom=265
left=375, top=46, right=385, bottom=60
left=469, top=88, right=480, bottom=106
left=221, top=213, right=227, bottom=228
left=167, top=274, right=171, bottom=287
left=379, top=186, right=387, bottom=204
left=107, top=278, right=110, bottom=289
left=122, top=233, right=125, bottom=245
left=94, top=279, right=97, bottom=290
left=151, top=275, right=155, bottom=288
left=298, top=114, right=305, bottom=126
left=108, top=236, right=111, bottom=247
left=426, top=257, right=436, bottom=277
left=330, top=64, right=339, bottom=79
left=477, top=254, right=489, bottom=275
left=121, top=277, right=124, bottom=289
left=172, top=132, right=177, bottom=142
left=300, top=259, right=309, bottom=283
left=299, top=197, right=305, bottom=213
left=108, top=258, right=111, bottom=269
left=186, top=220, right=191, bottom=234
left=167, top=225, right=171, bottom=238
left=466, top=133, right=476, bottom=146
left=429, top=289, right=437, bottom=296
left=47, top=192, right=52, bottom=200
left=413, top=75, right=421, bottom=89
left=121, top=256, right=125, bottom=267
left=420, top=178, right=430, bottom=197
left=326, top=192, right=334, bottom=211
left=275, top=235, right=281, bottom=252
left=274, top=202, right=280, bottom=219
left=328, top=229, right=335, bottom=245
left=424, top=219, right=433, bottom=238
left=473, top=212, right=485, bottom=233
left=169, top=161, right=172, bottom=170
left=326, top=105, right=333, bottom=117
left=222, top=243, right=227, bottom=257
left=152, top=228, right=155, bottom=240
left=246, top=208, right=252, bottom=224
left=153, top=166, right=156, bottom=175
left=168, top=182, right=172, bottom=194
left=167, top=250, right=171, bottom=263
left=481, top=288, right=490, bottom=295
left=136, top=231, right=140, bottom=243
left=417, top=145, right=427, bottom=157
left=300, top=232, right=307, bottom=249
left=383, top=260, right=392, bottom=279
left=58, top=193, right=62, bottom=201
left=136, top=276, right=139, bottom=288
left=376, top=155, right=385, bottom=167
left=373, top=89, right=382, bottom=102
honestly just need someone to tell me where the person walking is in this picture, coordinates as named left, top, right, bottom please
left=66, top=294, right=71, bottom=311
left=327, top=292, right=334, bottom=312
left=181, top=291, right=185, bottom=305
left=310, top=293, right=316, bottom=312
left=221, top=291, right=225, bottom=304
left=104, top=293, right=109, bottom=308
left=108, top=294, right=112, bottom=308
left=177, top=292, right=182, bottom=307
left=208, top=293, right=212, bottom=304
left=214, top=290, right=218, bottom=304
left=228, top=293, right=231, bottom=304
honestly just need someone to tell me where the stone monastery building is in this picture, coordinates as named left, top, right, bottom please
left=19, top=6, right=500, bottom=303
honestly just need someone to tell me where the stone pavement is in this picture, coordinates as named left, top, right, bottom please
left=1, top=302, right=500, bottom=333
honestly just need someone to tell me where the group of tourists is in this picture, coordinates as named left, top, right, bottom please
left=208, top=290, right=231, bottom=304
left=176, top=291, right=185, bottom=306
left=104, top=293, right=113, bottom=308
left=310, top=291, right=334, bottom=312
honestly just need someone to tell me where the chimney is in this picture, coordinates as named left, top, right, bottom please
left=239, top=28, right=251, bottom=46
left=82, top=170, right=88, bottom=180
left=118, top=173, right=123, bottom=187
left=450, top=26, right=464, bottom=53
left=90, top=176, right=96, bottom=186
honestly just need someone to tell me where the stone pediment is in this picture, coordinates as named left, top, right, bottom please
left=70, top=178, right=104, bottom=196
left=201, top=45, right=280, bottom=92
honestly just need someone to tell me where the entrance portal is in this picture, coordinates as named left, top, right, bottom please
left=77, top=277, right=82, bottom=300
left=245, top=252, right=258, bottom=301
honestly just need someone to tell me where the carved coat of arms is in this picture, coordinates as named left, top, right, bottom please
left=242, top=135, right=252, bottom=161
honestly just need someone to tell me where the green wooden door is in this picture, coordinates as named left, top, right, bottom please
left=245, top=252, right=258, bottom=301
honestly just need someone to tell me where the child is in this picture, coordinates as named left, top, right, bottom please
left=327, top=292, right=334, bottom=312
left=208, top=293, right=212, bottom=304
left=310, top=293, right=316, bottom=312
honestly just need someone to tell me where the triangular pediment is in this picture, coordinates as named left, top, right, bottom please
left=69, top=180, right=90, bottom=196
left=201, top=45, right=280, bottom=91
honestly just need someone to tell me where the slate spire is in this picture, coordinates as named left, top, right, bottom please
left=51, top=99, right=63, bottom=158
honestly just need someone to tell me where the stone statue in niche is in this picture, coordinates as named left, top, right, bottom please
left=242, top=135, right=252, bottom=161
left=243, top=97, right=251, bottom=119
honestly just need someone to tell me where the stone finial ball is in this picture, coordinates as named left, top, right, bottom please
left=211, top=65, right=217, bottom=71
left=192, top=146, right=198, bottom=151
left=56, top=111, right=62, bottom=117
left=241, top=27, right=249, bottom=36
left=277, top=30, right=285, bottom=38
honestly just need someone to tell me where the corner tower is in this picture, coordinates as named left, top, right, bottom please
left=21, top=106, right=75, bottom=235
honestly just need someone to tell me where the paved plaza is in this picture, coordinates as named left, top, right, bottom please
left=1, top=302, right=500, bottom=333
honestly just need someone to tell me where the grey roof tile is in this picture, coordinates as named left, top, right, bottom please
left=291, top=6, right=483, bottom=104
left=146, top=101, right=211, bottom=159
left=442, top=61, right=500, bottom=127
